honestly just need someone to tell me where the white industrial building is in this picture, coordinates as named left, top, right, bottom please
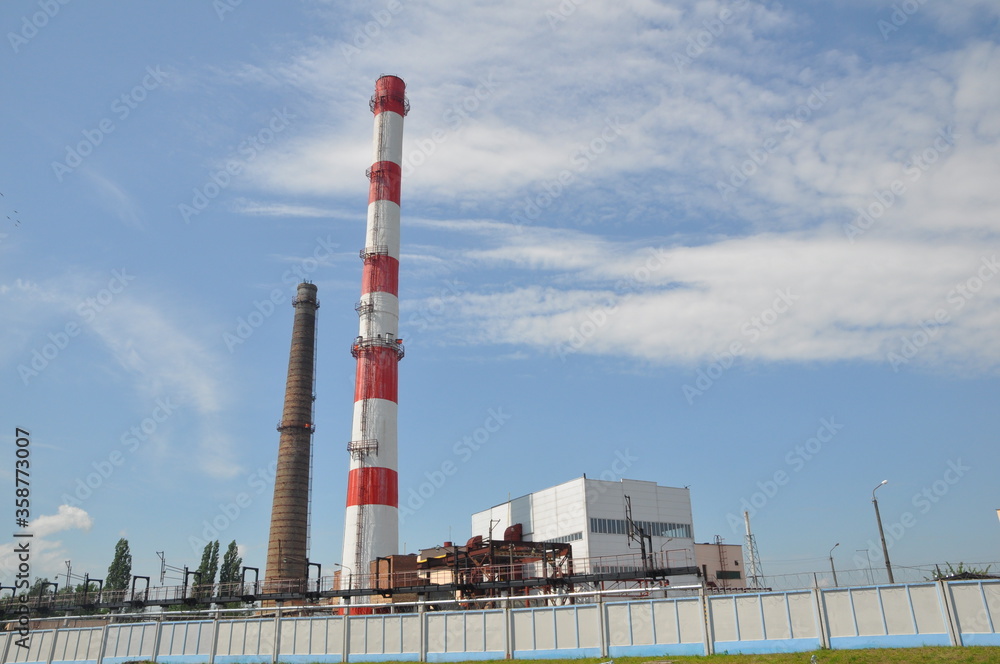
left=470, top=476, right=700, bottom=586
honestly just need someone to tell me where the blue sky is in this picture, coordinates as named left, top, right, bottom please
left=1, top=0, right=999, bottom=589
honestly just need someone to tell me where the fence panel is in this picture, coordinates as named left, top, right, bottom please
left=824, top=585, right=951, bottom=649
left=511, top=605, right=596, bottom=659
left=911, top=584, right=949, bottom=635
left=158, top=620, right=214, bottom=662
left=5, top=629, right=53, bottom=664
left=607, top=598, right=704, bottom=657
left=709, top=592, right=821, bottom=654
left=950, top=580, right=1000, bottom=646
left=103, top=623, right=156, bottom=662
left=426, top=610, right=502, bottom=661
left=348, top=613, right=420, bottom=661
left=51, top=627, right=102, bottom=664
left=787, top=591, right=819, bottom=639
left=215, top=618, right=273, bottom=663
left=278, top=615, right=343, bottom=662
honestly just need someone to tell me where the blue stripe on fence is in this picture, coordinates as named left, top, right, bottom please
left=829, top=633, right=952, bottom=649
left=608, top=643, right=705, bottom=657
left=713, top=637, right=822, bottom=654
left=513, top=647, right=601, bottom=659
left=425, top=651, right=505, bottom=662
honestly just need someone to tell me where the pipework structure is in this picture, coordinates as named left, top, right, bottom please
left=265, top=282, right=320, bottom=583
left=341, top=75, right=408, bottom=588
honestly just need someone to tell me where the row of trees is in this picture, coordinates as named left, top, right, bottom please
left=195, top=539, right=244, bottom=590
left=24, top=538, right=243, bottom=598
left=107, top=537, right=244, bottom=591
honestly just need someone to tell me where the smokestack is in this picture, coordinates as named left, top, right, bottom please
left=341, top=75, right=408, bottom=587
left=265, top=282, right=319, bottom=583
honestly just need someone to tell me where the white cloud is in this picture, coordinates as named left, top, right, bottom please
left=30, top=505, right=93, bottom=539
left=216, top=1, right=1000, bottom=374
left=230, top=2, right=999, bottom=245
left=0, top=506, right=93, bottom=581
left=407, top=222, right=1000, bottom=372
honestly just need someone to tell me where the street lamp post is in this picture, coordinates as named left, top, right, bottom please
left=334, top=563, right=353, bottom=590
left=829, top=543, right=839, bottom=587
left=659, top=539, right=674, bottom=568
left=872, top=480, right=895, bottom=584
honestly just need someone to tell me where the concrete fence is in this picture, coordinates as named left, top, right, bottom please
left=1, top=580, right=997, bottom=662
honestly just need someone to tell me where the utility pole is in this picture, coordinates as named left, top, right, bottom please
left=872, top=480, right=894, bottom=583
left=828, top=543, right=839, bottom=587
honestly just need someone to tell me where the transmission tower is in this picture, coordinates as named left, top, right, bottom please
left=744, top=511, right=766, bottom=588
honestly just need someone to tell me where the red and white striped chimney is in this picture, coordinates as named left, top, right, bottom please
left=341, top=75, right=408, bottom=588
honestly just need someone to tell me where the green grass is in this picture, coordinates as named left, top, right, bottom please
left=616, top=648, right=1000, bottom=662
left=120, top=650, right=1000, bottom=664
left=335, top=650, right=1000, bottom=664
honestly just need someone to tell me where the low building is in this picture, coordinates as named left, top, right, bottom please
left=694, top=540, right=746, bottom=590
left=470, top=476, right=700, bottom=587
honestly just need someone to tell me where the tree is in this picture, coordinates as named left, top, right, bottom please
left=27, top=576, right=54, bottom=597
left=106, top=538, right=132, bottom=592
left=219, top=540, right=242, bottom=587
left=218, top=540, right=246, bottom=608
left=195, top=540, right=220, bottom=595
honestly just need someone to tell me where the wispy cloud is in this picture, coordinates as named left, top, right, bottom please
left=229, top=1, right=999, bottom=245
left=229, top=197, right=344, bottom=218
left=213, top=0, right=1000, bottom=375
left=81, top=169, right=143, bottom=229
left=0, top=272, right=243, bottom=478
